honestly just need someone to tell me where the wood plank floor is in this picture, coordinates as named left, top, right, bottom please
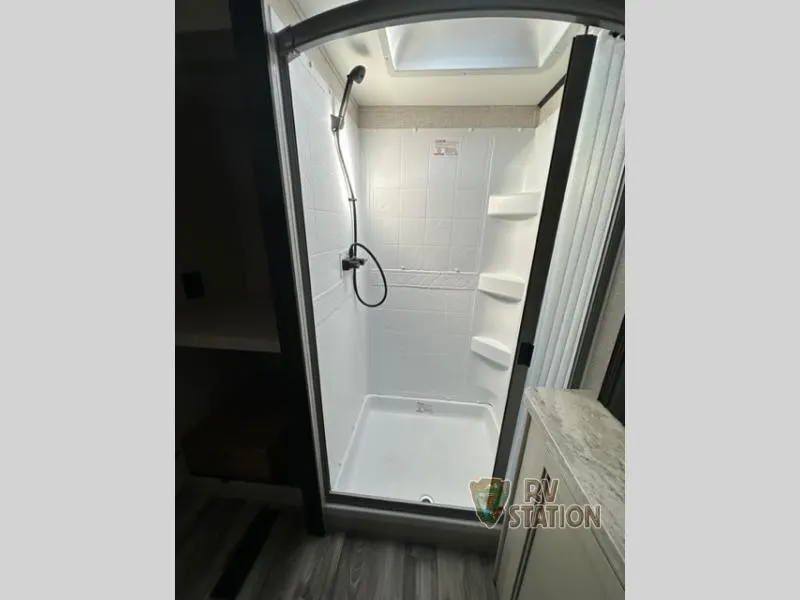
left=176, top=490, right=498, bottom=600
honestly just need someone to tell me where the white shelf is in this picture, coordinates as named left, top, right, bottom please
left=176, top=297, right=280, bottom=353
left=471, top=336, right=513, bottom=368
left=478, top=273, right=526, bottom=301
left=488, top=192, right=542, bottom=218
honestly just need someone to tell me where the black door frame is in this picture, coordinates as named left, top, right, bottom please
left=277, top=0, right=624, bottom=55
left=228, top=0, right=327, bottom=534
left=491, top=34, right=598, bottom=478
left=228, top=0, right=624, bottom=531
left=598, top=318, right=625, bottom=425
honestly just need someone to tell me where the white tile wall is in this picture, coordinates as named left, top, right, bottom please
left=452, top=218, right=481, bottom=246
left=372, top=188, right=400, bottom=218
left=290, top=57, right=368, bottom=486
left=424, top=219, right=452, bottom=246
left=427, top=189, right=454, bottom=217
left=371, top=243, right=400, bottom=269
left=422, top=246, right=450, bottom=271
left=362, top=127, right=535, bottom=401
left=453, top=189, right=486, bottom=218
left=400, top=189, right=427, bottom=217
left=368, top=287, right=475, bottom=399
left=450, top=246, right=479, bottom=272
left=399, top=218, right=425, bottom=245
left=286, top=83, right=539, bottom=474
left=398, top=245, right=424, bottom=271
left=372, top=217, right=400, bottom=245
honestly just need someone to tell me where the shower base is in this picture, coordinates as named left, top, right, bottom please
left=334, top=394, right=500, bottom=509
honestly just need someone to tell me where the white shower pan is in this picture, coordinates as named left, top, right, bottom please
left=334, top=394, right=500, bottom=509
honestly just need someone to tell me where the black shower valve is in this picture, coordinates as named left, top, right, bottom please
left=342, top=256, right=367, bottom=271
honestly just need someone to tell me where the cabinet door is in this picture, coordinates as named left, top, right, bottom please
left=495, top=416, right=546, bottom=600
left=517, top=476, right=623, bottom=600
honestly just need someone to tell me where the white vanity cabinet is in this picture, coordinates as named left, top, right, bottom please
left=495, top=389, right=624, bottom=600
left=495, top=417, right=546, bottom=600
left=515, top=472, right=623, bottom=600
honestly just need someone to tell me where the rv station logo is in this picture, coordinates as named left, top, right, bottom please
left=469, top=477, right=602, bottom=530
left=469, top=478, right=510, bottom=527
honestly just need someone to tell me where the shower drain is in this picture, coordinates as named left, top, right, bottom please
left=419, top=494, right=434, bottom=504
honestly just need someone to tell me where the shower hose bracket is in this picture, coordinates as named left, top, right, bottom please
left=342, top=256, right=366, bottom=271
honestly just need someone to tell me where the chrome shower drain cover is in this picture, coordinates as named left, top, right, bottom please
left=419, top=494, right=434, bottom=504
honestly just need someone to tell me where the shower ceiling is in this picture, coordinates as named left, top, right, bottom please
left=292, top=0, right=579, bottom=106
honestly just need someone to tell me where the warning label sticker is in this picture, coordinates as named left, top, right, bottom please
left=432, top=139, right=460, bottom=157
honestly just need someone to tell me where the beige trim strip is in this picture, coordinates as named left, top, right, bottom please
left=360, top=105, right=539, bottom=129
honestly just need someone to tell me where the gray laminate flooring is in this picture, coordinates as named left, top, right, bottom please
left=176, top=489, right=498, bottom=600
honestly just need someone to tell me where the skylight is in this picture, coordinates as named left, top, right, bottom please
left=384, top=18, right=572, bottom=73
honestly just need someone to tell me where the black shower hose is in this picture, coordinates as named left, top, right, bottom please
left=348, top=199, right=388, bottom=308
left=333, top=120, right=388, bottom=308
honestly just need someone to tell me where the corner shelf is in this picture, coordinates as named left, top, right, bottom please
left=471, top=336, right=513, bottom=369
left=478, top=273, right=526, bottom=301
left=487, top=192, right=542, bottom=218
left=176, top=297, right=280, bottom=353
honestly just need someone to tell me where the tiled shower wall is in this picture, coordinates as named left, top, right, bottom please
left=362, top=127, right=536, bottom=401
left=290, top=57, right=367, bottom=485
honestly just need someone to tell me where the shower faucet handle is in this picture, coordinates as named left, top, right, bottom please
left=342, top=256, right=367, bottom=271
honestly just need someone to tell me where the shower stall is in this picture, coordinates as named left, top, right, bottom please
left=229, top=0, right=624, bottom=538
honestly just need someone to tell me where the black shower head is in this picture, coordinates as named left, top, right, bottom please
left=333, top=65, right=367, bottom=133
left=348, top=65, right=366, bottom=84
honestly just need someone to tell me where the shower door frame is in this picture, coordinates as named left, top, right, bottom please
left=230, top=0, right=624, bottom=534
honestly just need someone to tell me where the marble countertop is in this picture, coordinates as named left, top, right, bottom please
left=524, top=387, right=625, bottom=584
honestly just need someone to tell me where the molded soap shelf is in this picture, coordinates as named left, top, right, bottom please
left=487, top=192, right=542, bottom=218
left=478, top=273, right=526, bottom=301
left=470, top=336, right=513, bottom=368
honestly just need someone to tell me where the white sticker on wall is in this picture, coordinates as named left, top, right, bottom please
left=432, top=139, right=459, bottom=157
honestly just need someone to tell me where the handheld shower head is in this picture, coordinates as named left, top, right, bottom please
left=348, top=65, right=366, bottom=84
left=333, top=65, right=367, bottom=133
